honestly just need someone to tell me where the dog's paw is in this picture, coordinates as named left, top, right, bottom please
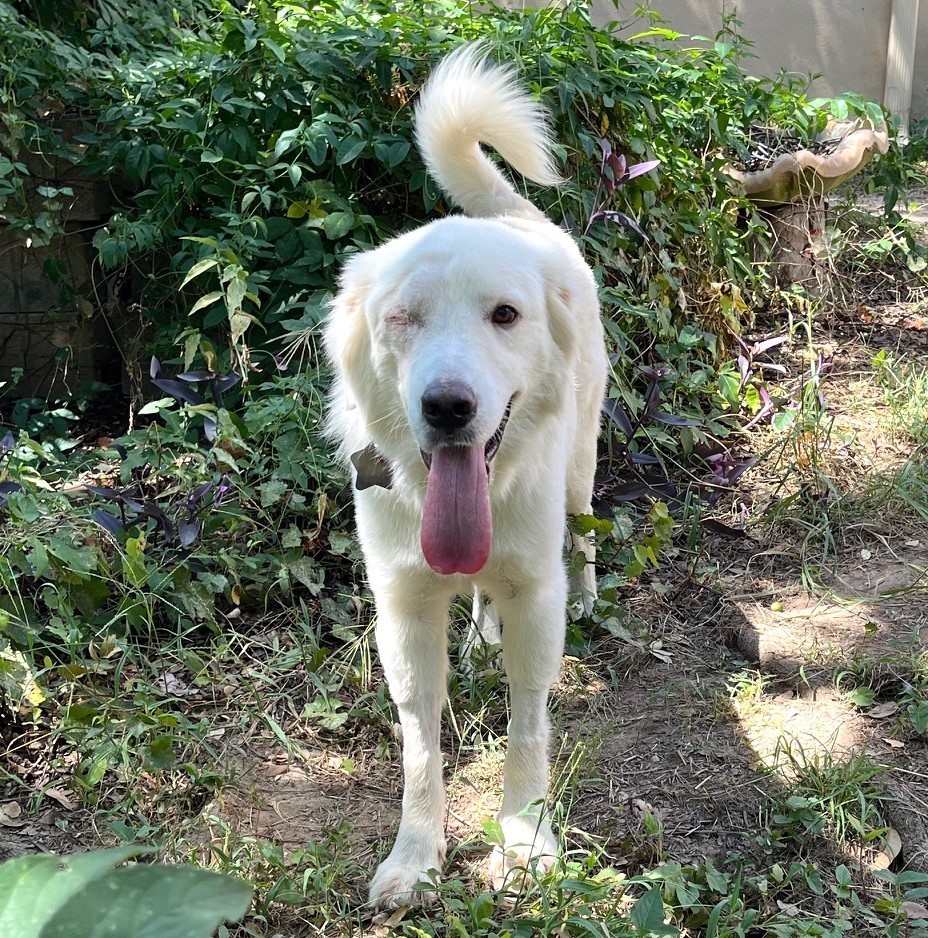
left=487, top=815, right=558, bottom=893
left=369, top=845, right=445, bottom=909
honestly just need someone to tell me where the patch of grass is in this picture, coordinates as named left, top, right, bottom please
left=873, top=351, right=928, bottom=447
left=852, top=448, right=928, bottom=529
left=768, top=741, right=888, bottom=849
left=3, top=5, right=928, bottom=937
left=747, top=323, right=853, bottom=568
left=203, top=821, right=367, bottom=931
left=753, top=348, right=928, bottom=568
left=723, top=669, right=788, bottom=725
left=838, top=648, right=928, bottom=740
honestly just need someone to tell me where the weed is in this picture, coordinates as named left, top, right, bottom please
left=871, top=868, right=928, bottom=934
left=768, top=741, right=888, bottom=848
left=873, top=351, right=928, bottom=447
left=854, top=448, right=928, bottom=528
left=728, top=670, right=772, bottom=709
left=839, top=653, right=928, bottom=740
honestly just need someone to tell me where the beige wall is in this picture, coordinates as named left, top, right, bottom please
left=588, top=1, right=928, bottom=125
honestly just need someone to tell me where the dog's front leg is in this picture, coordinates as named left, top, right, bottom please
left=488, top=579, right=565, bottom=889
left=368, top=583, right=450, bottom=909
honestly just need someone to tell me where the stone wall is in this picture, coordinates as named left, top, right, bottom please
left=0, top=122, right=117, bottom=400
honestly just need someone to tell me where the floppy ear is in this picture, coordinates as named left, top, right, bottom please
left=322, top=255, right=382, bottom=463
left=323, top=257, right=374, bottom=387
left=545, top=281, right=577, bottom=362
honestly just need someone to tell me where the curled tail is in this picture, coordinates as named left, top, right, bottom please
left=414, top=43, right=561, bottom=219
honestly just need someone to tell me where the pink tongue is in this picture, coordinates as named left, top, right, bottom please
left=421, top=445, right=492, bottom=575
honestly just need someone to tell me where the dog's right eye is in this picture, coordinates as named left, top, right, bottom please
left=385, top=309, right=418, bottom=327
left=491, top=305, right=519, bottom=326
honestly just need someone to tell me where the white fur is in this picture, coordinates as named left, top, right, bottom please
left=323, top=44, right=608, bottom=908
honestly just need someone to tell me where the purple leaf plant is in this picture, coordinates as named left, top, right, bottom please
left=584, top=139, right=660, bottom=238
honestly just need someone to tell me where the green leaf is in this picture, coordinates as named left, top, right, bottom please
left=138, top=397, right=176, bottom=416
left=286, top=200, right=310, bottom=219
left=386, top=140, right=410, bottom=167
left=181, top=258, right=218, bottom=287
left=630, top=887, right=667, bottom=932
left=0, top=847, right=149, bottom=938
left=909, top=701, right=928, bottom=735
left=260, top=36, right=286, bottom=64
left=189, top=292, right=223, bottom=316
left=568, top=513, right=613, bottom=536
left=46, top=540, right=98, bottom=575
left=226, top=276, right=247, bottom=315
left=145, top=736, right=176, bottom=771
left=336, top=137, right=366, bottom=165
left=847, top=687, right=876, bottom=708
left=907, top=252, right=927, bottom=273
left=322, top=211, right=354, bottom=239
left=39, top=864, right=252, bottom=938
left=327, top=530, right=355, bottom=555
left=716, top=372, right=740, bottom=409
left=705, top=899, right=725, bottom=938
left=273, top=123, right=305, bottom=160
left=288, top=557, right=322, bottom=595
left=259, top=479, right=288, bottom=507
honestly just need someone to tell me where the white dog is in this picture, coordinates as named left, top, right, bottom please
left=323, top=44, right=607, bottom=908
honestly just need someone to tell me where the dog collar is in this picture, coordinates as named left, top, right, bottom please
left=350, top=444, right=393, bottom=490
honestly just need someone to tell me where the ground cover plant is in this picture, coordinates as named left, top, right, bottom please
left=2, top=0, right=928, bottom=936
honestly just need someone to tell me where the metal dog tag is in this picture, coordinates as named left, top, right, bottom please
left=350, top=444, right=393, bottom=491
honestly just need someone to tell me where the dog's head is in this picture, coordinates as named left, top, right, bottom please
left=324, top=215, right=583, bottom=574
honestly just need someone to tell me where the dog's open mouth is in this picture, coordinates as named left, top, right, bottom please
left=421, top=398, right=513, bottom=473
left=420, top=398, right=514, bottom=576
left=483, top=398, right=512, bottom=466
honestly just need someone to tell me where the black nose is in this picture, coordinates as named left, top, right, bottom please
left=421, top=381, right=477, bottom=434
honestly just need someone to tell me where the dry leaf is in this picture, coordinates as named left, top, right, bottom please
left=629, top=798, right=661, bottom=822
left=372, top=905, right=410, bottom=934
left=865, top=701, right=899, bottom=720
left=156, top=672, right=196, bottom=696
left=903, top=901, right=928, bottom=921
left=648, top=640, right=672, bottom=664
left=88, top=634, right=121, bottom=660
left=0, top=802, right=26, bottom=828
left=872, top=828, right=902, bottom=870
left=882, top=737, right=905, bottom=749
left=44, top=788, right=75, bottom=810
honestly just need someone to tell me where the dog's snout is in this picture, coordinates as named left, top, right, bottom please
left=421, top=382, right=477, bottom=434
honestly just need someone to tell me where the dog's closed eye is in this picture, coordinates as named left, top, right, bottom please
left=385, top=308, right=421, bottom=328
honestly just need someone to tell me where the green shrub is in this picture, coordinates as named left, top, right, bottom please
left=1, top=1, right=842, bottom=388
left=0, top=368, right=349, bottom=663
